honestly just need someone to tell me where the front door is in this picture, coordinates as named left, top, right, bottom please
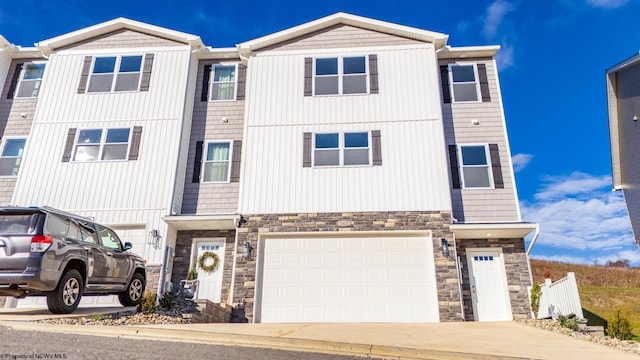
left=467, top=248, right=512, bottom=321
left=195, top=240, right=225, bottom=303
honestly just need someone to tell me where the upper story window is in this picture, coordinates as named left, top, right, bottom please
left=315, top=56, right=367, bottom=95
left=0, top=137, right=26, bottom=177
left=73, top=128, right=131, bottom=162
left=450, top=64, right=480, bottom=102
left=15, top=63, right=46, bottom=98
left=87, top=55, right=143, bottom=93
left=314, top=132, right=370, bottom=167
left=210, top=65, right=236, bottom=101
left=459, top=144, right=492, bottom=188
left=202, top=141, right=232, bottom=182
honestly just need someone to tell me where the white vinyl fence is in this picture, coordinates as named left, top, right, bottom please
left=537, top=272, right=584, bottom=320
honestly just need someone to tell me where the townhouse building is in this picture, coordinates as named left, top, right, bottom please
left=0, top=13, right=536, bottom=322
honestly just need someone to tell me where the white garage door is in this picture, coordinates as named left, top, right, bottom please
left=256, top=234, right=439, bottom=323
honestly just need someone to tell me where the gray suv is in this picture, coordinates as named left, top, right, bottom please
left=0, top=206, right=146, bottom=314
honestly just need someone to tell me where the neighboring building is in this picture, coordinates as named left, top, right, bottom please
left=0, top=13, right=537, bottom=322
left=607, top=53, right=640, bottom=246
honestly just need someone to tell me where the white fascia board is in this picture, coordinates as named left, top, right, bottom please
left=237, top=12, right=448, bottom=53
left=37, top=17, right=204, bottom=53
left=437, top=45, right=500, bottom=59
left=607, top=71, right=622, bottom=188
left=163, top=214, right=241, bottom=231
left=607, top=52, right=640, bottom=74
left=197, top=47, right=240, bottom=60
left=450, top=222, right=538, bottom=239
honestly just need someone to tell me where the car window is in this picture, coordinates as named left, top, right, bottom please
left=79, top=221, right=98, bottom=244
left=67, top=221, right=82, bottom=241
left=96, top=224, right=123, bottom=251
left=0, top=213, right=39, bottom=234
left=44, top=214, right=70, bottom=238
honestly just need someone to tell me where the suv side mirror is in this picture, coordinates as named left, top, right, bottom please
left=123, top=242, right=132, bottom=251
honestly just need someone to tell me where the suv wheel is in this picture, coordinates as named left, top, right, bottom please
left=47, top=269, right=83, bottom=314
left=119, top=272, right=145, bottom=306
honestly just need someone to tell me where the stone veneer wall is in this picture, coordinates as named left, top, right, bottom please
left=233, top=211, right=462, bottom=323
left=172, top=230, right=236, bottom=304
left=456, top=238, right=531, bottom=320
left=146, top=264, right=162, bottom=294
left=0, top=297, right=5, bottom=308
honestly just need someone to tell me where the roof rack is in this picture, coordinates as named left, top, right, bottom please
left=40, top=206, right=92, bottom=221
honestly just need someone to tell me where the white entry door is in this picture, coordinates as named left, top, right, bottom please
left=194, top=240, right=225, bottom=303
left=467, top=249, right=512, bottom=321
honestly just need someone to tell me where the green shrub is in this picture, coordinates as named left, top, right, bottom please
left=137, top=291, right=157, bottom=314
left=158, top=291, right=176, bottom=310
left=558, top=313, right=579, bottom=331
left=187, top=267, right=198, bottom=281
left=530, top=284, right=542, bottom=319
left=607, top=307, right=634, bottom=340
left=90, top=314, right=113, bottom=321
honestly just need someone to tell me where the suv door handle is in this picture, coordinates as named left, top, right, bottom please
left=83, top=246, right=91, bottom=252
left=106, top=252, right=113, bottom=257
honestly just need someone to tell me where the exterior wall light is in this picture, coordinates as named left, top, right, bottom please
left=441, top=238, right=450, bottom=257
left=242, top=241, right=253, bottom=260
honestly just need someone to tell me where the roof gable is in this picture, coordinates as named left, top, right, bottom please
left=238, top=12, right=448, bottom=53
left=37, top=17, right=203, bottom=53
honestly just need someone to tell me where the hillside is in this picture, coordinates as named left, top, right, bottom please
left=530, top=259, right=640, bottom=338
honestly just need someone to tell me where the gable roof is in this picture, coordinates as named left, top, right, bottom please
left=36, top=17, right=204, bottom=54
left=237, top=12, right=449, bottom=53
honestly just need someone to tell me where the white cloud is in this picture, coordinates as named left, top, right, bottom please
left=522, top=172, right=639, bottom=265
left=533, top=171, right=612, bottom=200
left=586, top=0, right=629, bottom=9
left=496, top=41, right=515, bottom=70
left=511, top=153, right=532, bottom=172
left=483, top=0, right=515, bottom=39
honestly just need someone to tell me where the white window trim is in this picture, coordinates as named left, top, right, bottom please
left=448, top=63, right=481, bottom=103
left=15, top=61, right=46, bottom=99
left=458, top=143, right=494, bottom=189
left=0, top=136, right=27, bottom=178
left=201, top=140, right=233, bottom=183
left=210, top=64, right=238, bottom=102
left=313, top=56, right=369, bottom=96
left=312, top=131, right=372, bottom=168
left=87, top=55, right=143, bottom=93
left=72, top=128, right=132, bottom=163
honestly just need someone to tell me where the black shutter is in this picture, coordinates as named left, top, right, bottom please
left=440, top=65, right=451, bottom=104
left=230, top=140, right=242, bottom=182
left=128, top=126, right=143, bottom=160
left=303, top=132, right=312, bottom=167
left=489, top=143, right=504, bottom=188
left=7, top=63, right=23, bottom=99
left=477, top=64, right=491, bottom=102
left=192, top=141, right=204, bottom=182
left=304, top=58, right=313, bottom=96
left=201, top=65, right=211, bottom=101
left=139, top=54, right=154, bottom=91
left=77, top=56, right=93, bottom=94
left=448, top=145, right=461, bottom=189
left=236, top=64, right=247, bottom=100
left=61, top=128, right=77, bottom=162
left=369, top=54, right=379, bottom=94
left=371, top=130, right=382, bottom=166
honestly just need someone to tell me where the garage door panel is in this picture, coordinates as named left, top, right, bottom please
left=258, top=235, right=439, bottom=323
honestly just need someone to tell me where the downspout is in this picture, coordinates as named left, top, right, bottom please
left=228, top=217, right=242, bottom=305
left=453, top=235, right=466, bottom=321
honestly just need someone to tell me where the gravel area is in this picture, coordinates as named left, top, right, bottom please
left=517, top=319, right=640, bottom=355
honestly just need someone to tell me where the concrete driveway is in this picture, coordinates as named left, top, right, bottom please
left=0, top=308, right=637, bottom=359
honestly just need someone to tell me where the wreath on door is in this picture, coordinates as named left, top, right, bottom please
left=197, top=251, right=220, bottom=273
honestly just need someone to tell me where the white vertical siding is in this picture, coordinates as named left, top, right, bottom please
left=0, top=49, right=11, bottom=91
left=240, top=45, right=451, bottom=213
left=11, top=46, right=193, bottom=264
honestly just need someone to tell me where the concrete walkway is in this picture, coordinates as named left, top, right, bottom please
left=0, top=308, right=637, bottom=359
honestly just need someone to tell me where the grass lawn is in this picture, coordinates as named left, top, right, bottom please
left=579, top=285, right=640, bottom=340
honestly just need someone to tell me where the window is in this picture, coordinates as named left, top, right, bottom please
left=73, top=128, right=131, bottom=162
left=15, top=63, right=45, bottom=98
left=88, top=55, right=143, bottom=93
left=459, top=145, right=492, bottom=188
left=202, top=141, right=231, bottom=182
left=210, top=65, right=236, bottom=100
left=95, top=224, right=123, bottom=251
left=314, top=132, right=370, bottom=167
left=0, top=138, right=26, bottom=176
left=315, top=56, right=367, bottom=95
left=449, top=64, right=480, bottom=102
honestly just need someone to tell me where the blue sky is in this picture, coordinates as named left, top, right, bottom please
left=1, top=0, right=639, bottom=265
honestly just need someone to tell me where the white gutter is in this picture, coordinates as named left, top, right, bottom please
left=525, top=224, right=540, bottom=256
